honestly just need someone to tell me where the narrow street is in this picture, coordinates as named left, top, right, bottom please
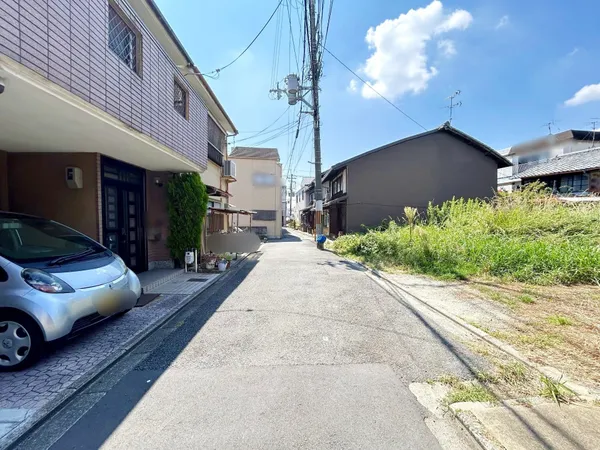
left=15, top=232, right=481, bottom=449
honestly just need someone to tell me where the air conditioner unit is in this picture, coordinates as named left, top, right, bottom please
left=223, top=160, right=236, bottom=178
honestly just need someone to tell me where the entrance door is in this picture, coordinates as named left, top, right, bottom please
left=101, top=157, right=146, bottom=273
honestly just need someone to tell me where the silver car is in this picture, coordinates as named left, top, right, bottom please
left=0, top=212, right=141, bottom=371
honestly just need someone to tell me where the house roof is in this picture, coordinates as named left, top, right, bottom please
left=300, top=177, right=314, bottom=187
left=518, top=147, right=600, bottom=179
left=323, top=123, right=511, bottom=182
left=229, top=147, right=280, bottom=161
left=506, top=129, right=598, bottom=156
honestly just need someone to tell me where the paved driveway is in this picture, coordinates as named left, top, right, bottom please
left=16, top=231, right=481, bottom=449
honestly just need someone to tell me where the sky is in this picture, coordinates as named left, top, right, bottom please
left=155, top=0, right=600, bottom=185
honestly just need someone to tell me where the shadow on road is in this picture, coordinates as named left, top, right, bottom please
left=22, top=257, right=261, bottom=450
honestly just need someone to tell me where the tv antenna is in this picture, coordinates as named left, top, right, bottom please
left=445, top=90, right=462, bottom=124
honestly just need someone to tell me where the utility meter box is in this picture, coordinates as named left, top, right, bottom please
left=65, top=167, right=83, bottom=189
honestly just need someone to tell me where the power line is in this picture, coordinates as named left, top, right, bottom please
left=322, top=46, right=427, bottom=131
left=230, top=106, right=291, bottom=143
left=202, top=0, right=284, bottom=78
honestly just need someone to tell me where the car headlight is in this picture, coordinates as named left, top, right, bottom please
left=114, top=254, right=129, bottom=274
left=21, top=268, right=75, bottom=294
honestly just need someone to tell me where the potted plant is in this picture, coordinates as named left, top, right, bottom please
left=204, top=252, right=217, bottom=270
left=217, top=255, right=228, bottom=272
left=224, top=252, right=233, bottom=269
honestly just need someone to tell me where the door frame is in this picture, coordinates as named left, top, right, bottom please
left=100, top=156, right=148, bottom=273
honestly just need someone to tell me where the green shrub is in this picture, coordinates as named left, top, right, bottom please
left=332, top=185, right=600, bottom=285
left=166, top=173, right=208, bottom=264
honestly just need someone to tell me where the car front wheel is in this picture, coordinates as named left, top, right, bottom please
left=0, top=311, right=44, bottom=372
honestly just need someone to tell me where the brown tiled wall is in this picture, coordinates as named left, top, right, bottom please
left=146, top=171, right=171, bottom=264
left=7, top=153, right=100, bottom=240
left=0, top=150, right=8, bottom=210
left=0, top=0, right=209, bottom=168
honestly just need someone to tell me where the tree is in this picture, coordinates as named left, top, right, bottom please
left=166, top=173, right=208, bottom=264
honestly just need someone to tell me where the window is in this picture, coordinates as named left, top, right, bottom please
left=174, top=79, right=187, bottom=118
left=108, top=5, right=138, bottom=72
left=560, top=173, right=589, bottom=193
left=332, top=175, right=343, bottom=194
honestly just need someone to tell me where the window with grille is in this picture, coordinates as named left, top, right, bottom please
left=174, top=79, right=187, bottom=118
left=560, top=173, right=589, bottom=193
left=108, top=5, right=138, bottom=72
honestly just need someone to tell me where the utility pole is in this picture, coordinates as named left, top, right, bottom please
left=445, top=90, right=462, bottom=124
left=308, top=0, right=324, bottom=245
left=288, top=174, right=296, bottom=220
left=268, top=0, right=324, bottom=247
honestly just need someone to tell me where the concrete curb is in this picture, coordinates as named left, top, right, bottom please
left=450, top=408, right=505, bottom=450
left=1, top=253, right=255, bottom=450
left=364, top=267, right=599, bottom=397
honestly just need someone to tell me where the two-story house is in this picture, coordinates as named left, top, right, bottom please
left=0, top=0, right=236, bottom=272
left=293, top=177, right=313, bottom=225
left=321, top=123, right=511, bottom=235
left=228, top=147, right=283, bottom=238
left=498, top=130, right=600, bottom=193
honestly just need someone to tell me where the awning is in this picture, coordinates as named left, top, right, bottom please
left=324, top=194, right=348, bottom=207
left=206, top=185, right=231, bottom=198
left=209, top=207, right=255, bottom=215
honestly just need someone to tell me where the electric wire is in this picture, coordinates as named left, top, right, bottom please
left=202, top=0, right=284, bottom=78
left=321, top=46, right=427, bottom=131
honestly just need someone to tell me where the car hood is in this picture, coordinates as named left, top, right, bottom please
left=53, top=259, right=126, bottom=289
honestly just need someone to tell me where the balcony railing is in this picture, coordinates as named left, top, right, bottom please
left=208, top=143, right=224, bottom=167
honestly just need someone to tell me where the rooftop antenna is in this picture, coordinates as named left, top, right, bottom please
left=588, top=118, right=600, bottom=148
left=542, top=120, right=560, bottom=135
left=445, top=90, right=462, bottom=124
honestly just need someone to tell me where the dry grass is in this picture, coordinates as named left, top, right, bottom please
left=466, top=281, right=600, bottom=387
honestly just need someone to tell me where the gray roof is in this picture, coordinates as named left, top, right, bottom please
left=300, top=177, right=314, bottom=187
left=518, top=147, right=600, bottom=179
left=229, top=147, right=280, bottom=161
left=323, top=123, right=511, bottom=181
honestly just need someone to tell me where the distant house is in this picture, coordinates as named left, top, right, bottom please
left=518, top=148, right=600, bottom=195
left=228, top=147, right=283, bottom=238
left=293, top=177, right=314, bottom=226
left=498, top=130, right=600, bottom=191
left=321, top=123, right=511, bottom=235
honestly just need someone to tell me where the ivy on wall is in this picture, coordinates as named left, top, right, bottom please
left=166, top=173, right=208, bottom=264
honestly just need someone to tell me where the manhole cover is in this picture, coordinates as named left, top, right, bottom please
left=187, top=278, right=208, bottom=283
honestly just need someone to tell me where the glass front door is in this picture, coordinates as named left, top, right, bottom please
left=101, top=157, right=146, bottom=273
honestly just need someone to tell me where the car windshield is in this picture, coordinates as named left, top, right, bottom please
left=0, top=216, right=104, bottom=264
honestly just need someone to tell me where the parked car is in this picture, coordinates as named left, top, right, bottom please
left=0, top=212, right=141, bottom=371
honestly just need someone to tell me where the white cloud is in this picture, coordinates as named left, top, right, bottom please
left=437, top=39, right=456, bottom=57
left=495, top=15, right=509, bottom=30
left=567, top=47, right=579, bottom=57
left=347, top=79, right=358, bottom=93
left=565, top=84, right=600, bottom=107
left=358, top=1, right=473, bottom=100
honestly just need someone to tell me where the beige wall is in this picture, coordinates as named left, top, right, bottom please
left=228, top=158, right=282, bottom=238
left=7, top=153, right=100, bottom=239
left=146, top=171, right=172, bottom=267
left=203, top=160, right=222, bottom=190
left=0, top=150, right=8, bottom=210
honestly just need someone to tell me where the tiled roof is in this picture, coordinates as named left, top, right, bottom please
left=229, top=147, right=280, bottom=161
left=518, top=148, right=600, bottom=179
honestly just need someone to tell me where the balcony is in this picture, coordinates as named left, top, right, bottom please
left=208, top=143, right=224, bottom=167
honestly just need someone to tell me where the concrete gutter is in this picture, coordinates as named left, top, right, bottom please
left=1, top=253, right=255, bottom=450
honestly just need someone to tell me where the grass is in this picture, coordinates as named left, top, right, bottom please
left=331, top=184, right=600, bottom=285
left=518, top=294, right=535, bottom=304
left=497, top=362, right=528, bottom=385
left=546, top=315, right=573, bottom=326
left=445, top=383, right=497, bottom=405
left=539, top=375, right=576, bottom=405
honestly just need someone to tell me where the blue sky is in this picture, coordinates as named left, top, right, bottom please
left=155, top=0, right=600, bottom=182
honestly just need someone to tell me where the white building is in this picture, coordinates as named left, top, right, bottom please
left=293, top=177, right=314, bottom=223
left=498, top=130, right=599, bottom=191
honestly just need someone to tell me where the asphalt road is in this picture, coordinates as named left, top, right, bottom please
left=15, top=231, right=481, bottom=449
